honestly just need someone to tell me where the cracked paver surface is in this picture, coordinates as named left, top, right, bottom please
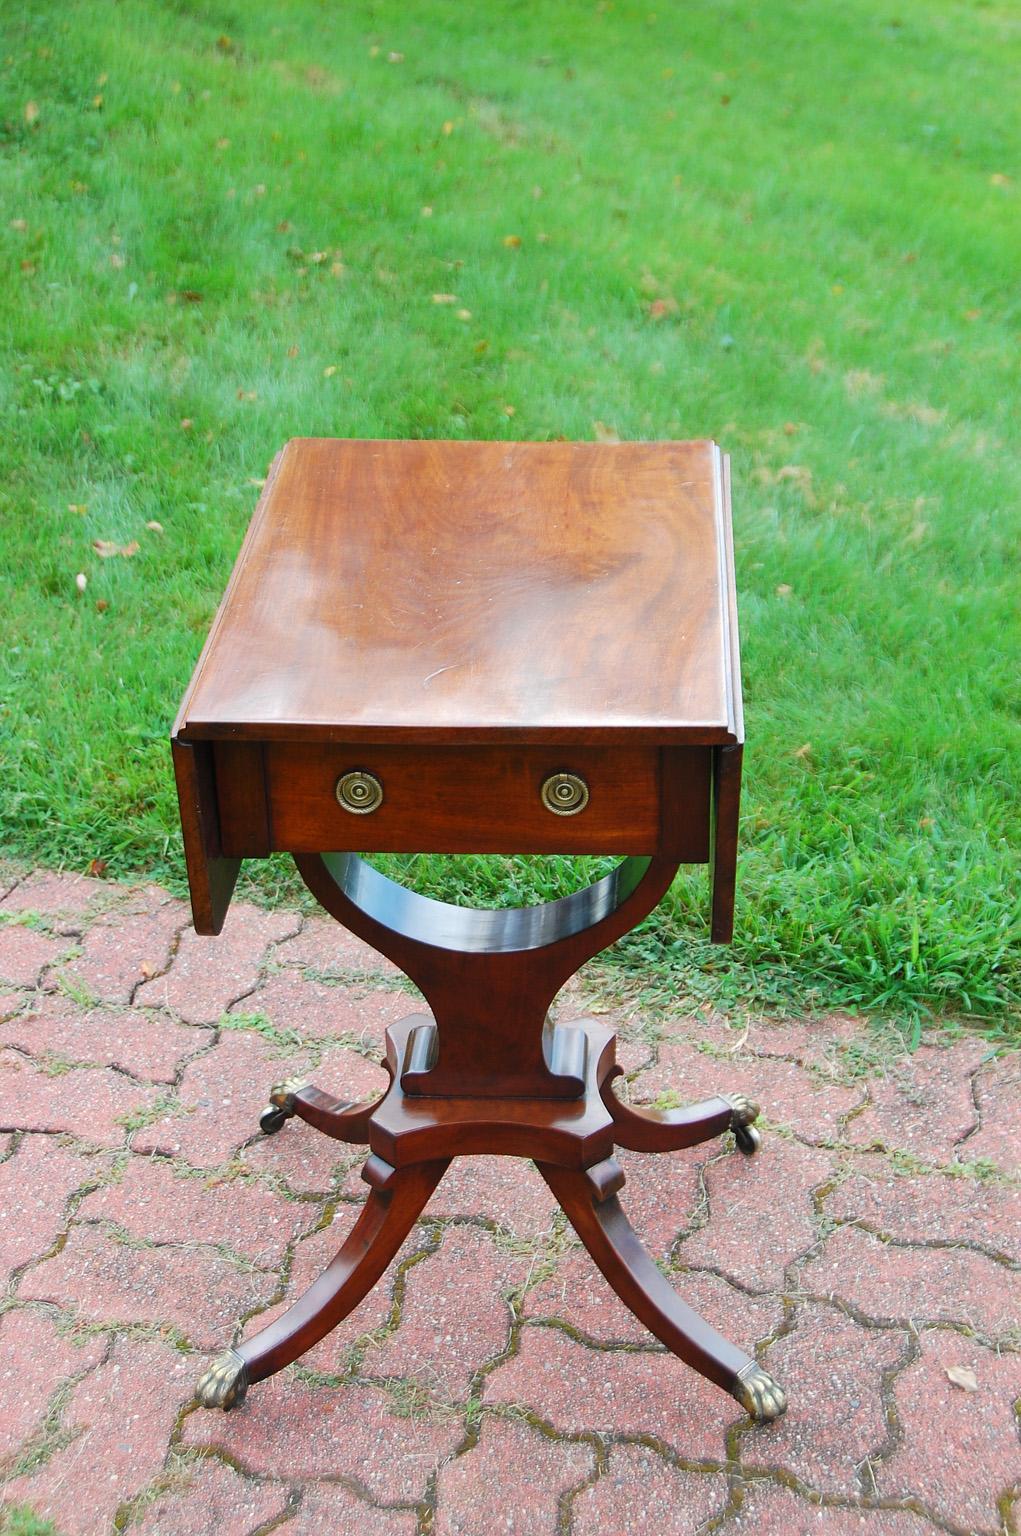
left=0, top=869, right=1018, bottom=1536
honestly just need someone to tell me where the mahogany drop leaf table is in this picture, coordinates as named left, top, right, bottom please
left=171, top=437, right=787, bottom=1425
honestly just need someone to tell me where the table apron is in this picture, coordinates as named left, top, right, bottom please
left=213, top=740, right=712, bottom=861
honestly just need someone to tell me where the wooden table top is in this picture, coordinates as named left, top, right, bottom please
left=175, top=437, right=742, bottom=746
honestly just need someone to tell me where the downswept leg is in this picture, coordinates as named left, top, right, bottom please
left=259, top=1075, right=391, bottom=1141
left=537, top=1158, right=786, bottom=1423
left=600, top=1065, right=762, bottom=1155
left=195, top=1155, right=448, bottom=1409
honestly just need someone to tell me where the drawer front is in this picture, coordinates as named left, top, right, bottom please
left=265, top=743, right=660, bottom=854
left=214, top=742, right=711, bottom=859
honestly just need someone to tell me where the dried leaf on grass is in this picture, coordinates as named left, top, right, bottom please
left=93, top=539, right=139, bottom=558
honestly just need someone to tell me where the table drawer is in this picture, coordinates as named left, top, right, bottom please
left=213, top=742, right=710, bottom=859
left=268, top=743, right=664, bottom=855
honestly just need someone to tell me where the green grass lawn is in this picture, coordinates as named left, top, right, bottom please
left=2, top=0, right=1018, bottom=1029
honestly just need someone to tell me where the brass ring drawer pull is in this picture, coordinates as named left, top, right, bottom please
left=540, top=772, right=589, bottom=816
left=336, top=770, right=383, bottom=814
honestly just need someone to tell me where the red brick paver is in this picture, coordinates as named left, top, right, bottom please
left=0, top=920, right=69, bottom=987
left=182, top=1377, right=464, bottom=1502
left=799, top=1223, right=1020, bottom=1343
left=676, top=1135, right=835, bottom=1289
left=18, top=1225, right=277, bottom=1348
left=525, top=1250, right=784, bottom=1348
left=3, top=1336, right=196, bottom=1536
left=876, top=1329, right=1021, bottom=1534
left=238, top=1209, right=424, bottom=1374
left=134, top=901, right=298, bottom=1023
left=131, top=1458, right=288, bottom=1536
left=132, top=1029, right=386, bottom=1168
left=720, top=1486, right=942, bottom=1534
left=741, top=1305, right=909, bottom=1495
left=426, top=1153, right=558, bottom=1238
left=364, top=1224, right=528, bottom=1398
left=435, top=1415, right=594, bottom=1536
left=0, top=869, right=1013, bottom=1536
left=56, top=890, right=188, bottom=1006
left=76, top=1155, right=315, bottom=1266
left=0, top=868, right=108, bottom=925
left=0, top=1049, right=162, bottom=1148
left=826, top=1152, right=1021, bottom=1262
left=0, top=995, right=206, bottom=1083
left=273, top=910, right=399, bottom=977
left=614, top=1143, right=705, bottom=1260
left=844, top=1040, right=985, bottom=1162
left=247, top=965, right=410, bottom=1044
left=129, top=1028, right=317, bottom=1167
left=484, top=1326, right=739, bottom=1458
left=240, top=1111, right=355, bottom=1193
left=967, top=1051, right=1021, bottom=1173
left=573, top=1443, right=727, bottom=1536
left=286, top=1483, right=419, bottom=1534
left=632, top=1039, right=863, bottom=1145
left=0, top=1309, right=106, bottom=1463
left=693, top=1009, right=863, bottom=1072
left=0, top=1134, right=107, bottom=1276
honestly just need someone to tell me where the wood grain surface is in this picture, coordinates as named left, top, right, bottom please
left=176, top=437, right=741, bottom=745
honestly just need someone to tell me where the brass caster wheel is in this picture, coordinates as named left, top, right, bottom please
left=733, top=1361, right=787, bottom=1423
left=258, top=1075, right=310, bottom=1135
left=195, top=1349, right=249, bottom=1411
left=734, top=1123, right=762, bottom=1156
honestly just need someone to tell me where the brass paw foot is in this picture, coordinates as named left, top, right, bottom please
left=259, top=1076, right=310, bottom=1135
left=195, top=1349, right=249, bottom=1411
left=722, top=1092, right=761, bottom=1155
left=721, top=1091, right=759, bottom=1128
left=733, top=1361, right=787, bottom=1423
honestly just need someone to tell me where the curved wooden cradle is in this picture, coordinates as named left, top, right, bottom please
left=295, top=851, right=680, bottom=1099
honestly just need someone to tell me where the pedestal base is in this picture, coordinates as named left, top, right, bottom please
left=195, top=1015, right=786, bottom=1425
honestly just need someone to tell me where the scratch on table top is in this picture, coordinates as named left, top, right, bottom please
left=422, top=664, right=459, bottom=686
